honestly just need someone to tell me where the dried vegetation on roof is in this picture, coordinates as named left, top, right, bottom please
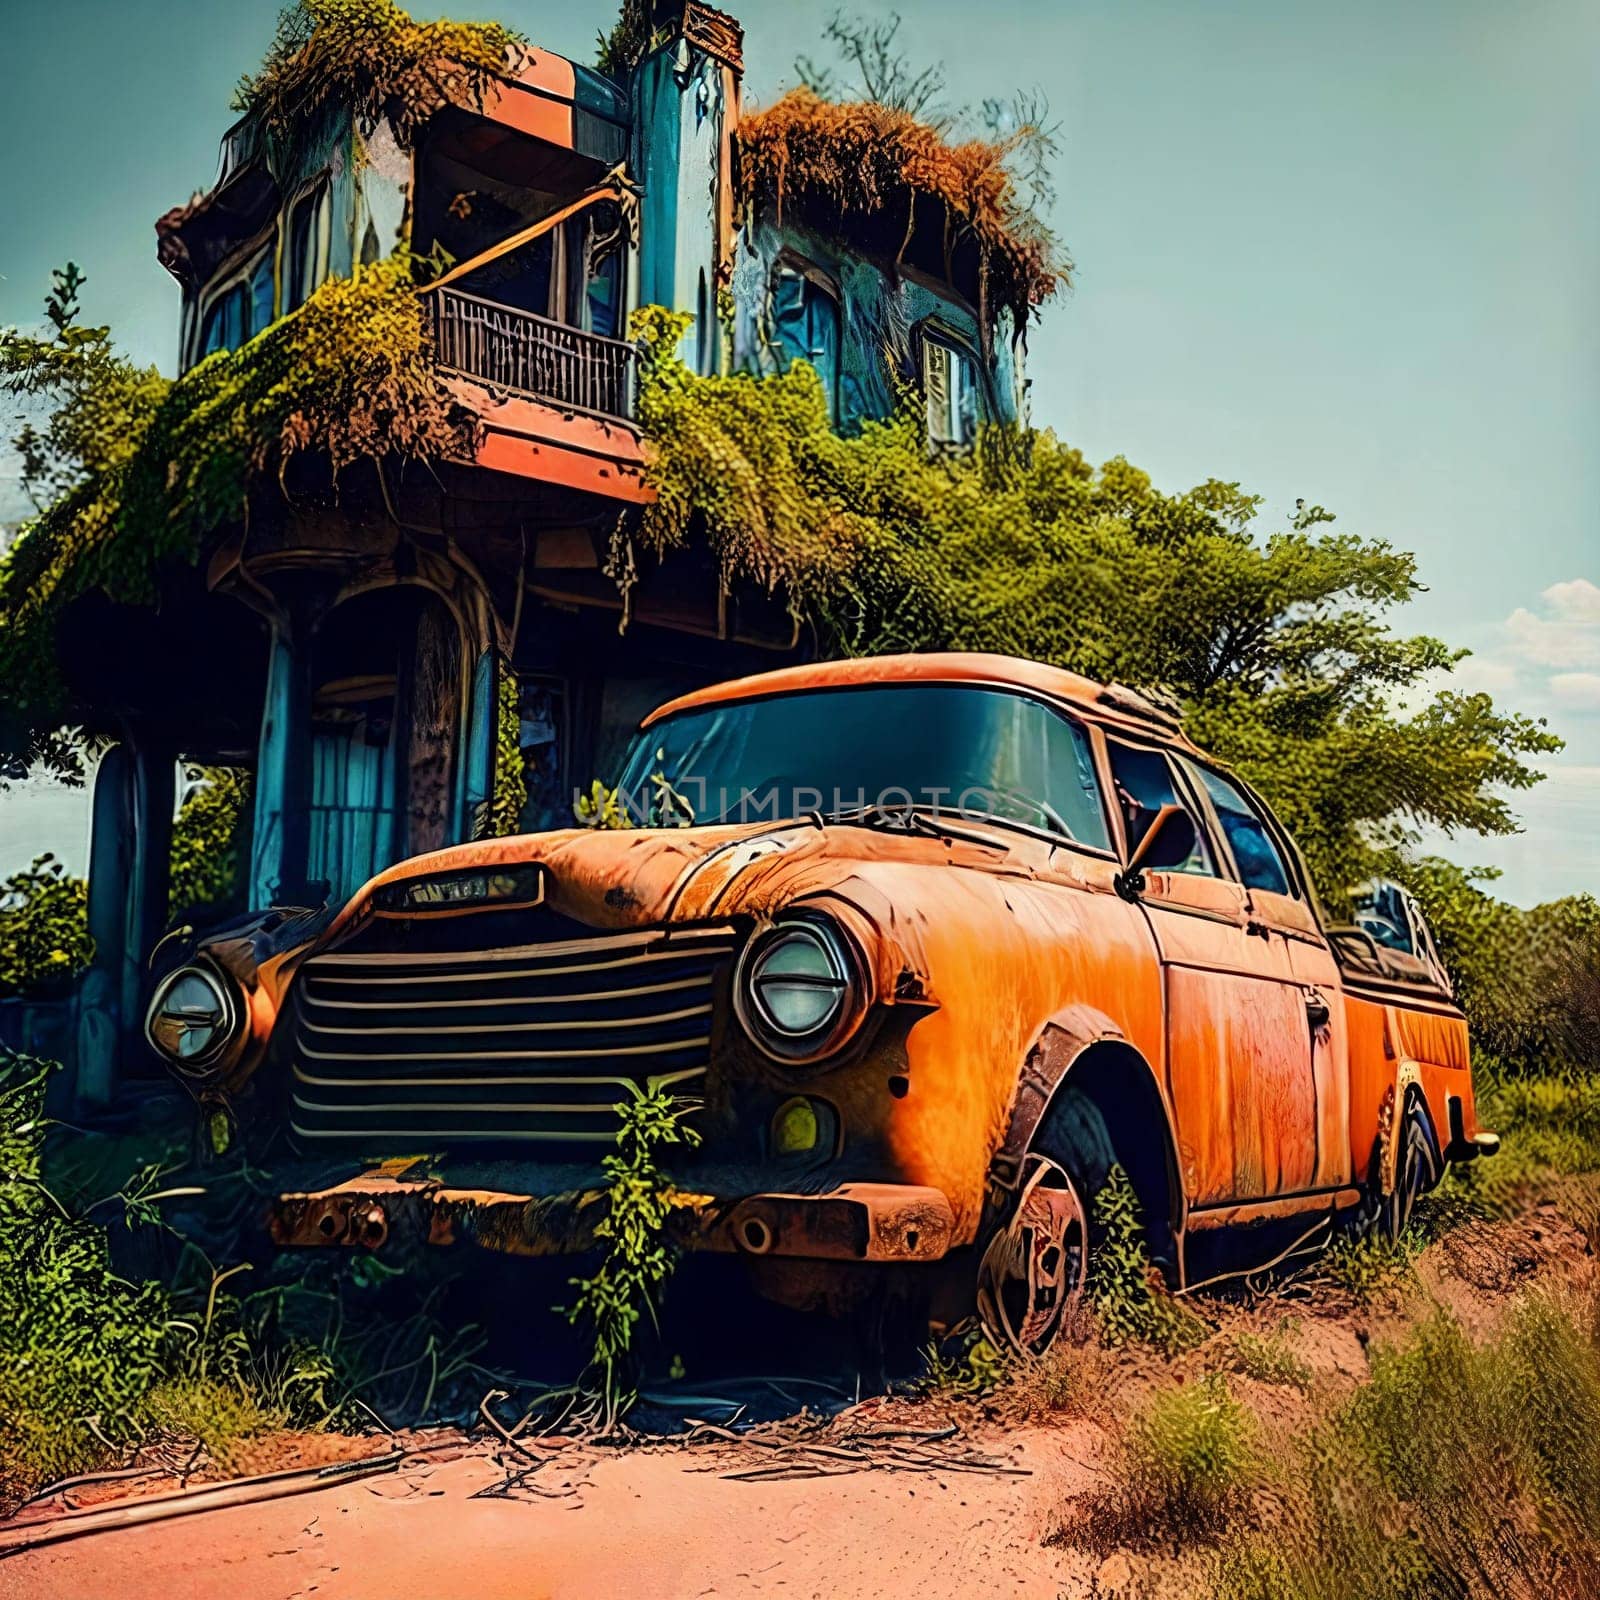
left=735, top=88, right=1066, bottom=334
left=234, top=0, right=521, bottom=151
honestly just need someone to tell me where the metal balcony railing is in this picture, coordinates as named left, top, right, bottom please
left=429, top=287, right=639, bottom=425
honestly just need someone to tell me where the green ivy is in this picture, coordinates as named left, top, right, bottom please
left=0, top=254, right=477, bottom=778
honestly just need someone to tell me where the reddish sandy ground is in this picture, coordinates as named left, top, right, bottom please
left=1, top=1420, right=1097, bottom=1600
left=2, top=1204, right=1592, bottom=1600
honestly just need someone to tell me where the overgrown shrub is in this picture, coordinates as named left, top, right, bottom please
left=168, top=766, right=253, bottom=919
left=1316, top=1227, right=1421, bottom=1301
left=1410, top=859, right=1600, bottom=1075
left=0, top=1055, right=174, bottom=1507
left=1445, top=1063, right=1600, bottom=1216
left=1123, top=1375, right=1260, bottom=1538
left=0, top=1053, right=348, bottom=1510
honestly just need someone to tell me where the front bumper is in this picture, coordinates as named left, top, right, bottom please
left=270, top=1170, right=957, bottom=1265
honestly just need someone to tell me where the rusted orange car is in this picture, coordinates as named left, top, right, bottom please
left=146, top=653, right=1497, bottom=1353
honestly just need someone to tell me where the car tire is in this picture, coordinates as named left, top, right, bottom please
left=976, top=1087, right=1116, bottom=1358
left=1377, top=1092, right=1442, bottom=1242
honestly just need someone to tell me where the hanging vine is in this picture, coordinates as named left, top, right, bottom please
left=735, top=89, right=1066, bottom=339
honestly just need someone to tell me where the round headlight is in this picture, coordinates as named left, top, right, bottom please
left=735, top=918, right=861, bottom=1064
left=145, top=964, right=240, bottom=1076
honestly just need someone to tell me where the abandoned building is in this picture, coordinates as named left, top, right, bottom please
left=3, top=0, right=1049, bottom=1110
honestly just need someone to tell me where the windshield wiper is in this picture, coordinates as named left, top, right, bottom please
left=815, top=802, right=1011, bottom=851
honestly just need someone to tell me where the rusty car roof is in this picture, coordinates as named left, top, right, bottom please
left=642, top=652, right=1202, bottom=753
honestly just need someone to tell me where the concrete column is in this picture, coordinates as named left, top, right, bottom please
left=249, top=618, right=314, bottom=907
left=75, top=744, right=135, bottom=1110
left=74, top=740, right=174, bottom=1110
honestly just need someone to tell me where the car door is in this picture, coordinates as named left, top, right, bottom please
left=1105, top=739, right=1320, bottom=1206
left=1186, top=762, right=1351, bottom=1194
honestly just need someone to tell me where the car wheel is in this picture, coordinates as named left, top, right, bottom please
left=1378, top=1094, right=1441, bottom=1241
left=976, top=1087, right=1115, bottom=1358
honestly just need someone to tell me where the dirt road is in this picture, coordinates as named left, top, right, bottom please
left=1, top=1418, right=1104, bottom=1600
left=4, top=1205, right=1592, bottom=1600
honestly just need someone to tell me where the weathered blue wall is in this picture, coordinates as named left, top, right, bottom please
left=729, top=217, right=1025, bottom=432
left=632, top=40, right=731, bottom=372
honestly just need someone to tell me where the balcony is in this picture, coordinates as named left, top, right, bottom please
left=429, top=287, right=639, bottom=425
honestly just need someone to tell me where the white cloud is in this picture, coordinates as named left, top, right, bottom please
left=1446, top=654, right=1519, bottom=695
left=1504, top=577, right=1600, bottom=670
left=1429, top=761, right=1600, bottom=906
left=1549, top=672, right=1600, bottom=711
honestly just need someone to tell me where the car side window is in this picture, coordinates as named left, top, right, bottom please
left=1105, top=742, right=1215, bottom=875
left=1194, top=766, right=1293, bottom=896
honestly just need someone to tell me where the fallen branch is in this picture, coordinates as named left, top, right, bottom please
left=0, top=1451, right=404, bottom=1558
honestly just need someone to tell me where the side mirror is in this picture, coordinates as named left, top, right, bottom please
left=1116, top=804, right=1197, bottom=900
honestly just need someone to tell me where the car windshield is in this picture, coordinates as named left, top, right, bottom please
left=614, top=683, right=1112, bottom=848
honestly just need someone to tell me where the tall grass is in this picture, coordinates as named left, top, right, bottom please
left=1214, top=1293, right=1600, bottom=1599
left=0, top=1054, right=346, bottom=1512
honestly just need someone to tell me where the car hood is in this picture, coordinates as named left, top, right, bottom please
left=324, top=817, right=1051, bottom=1002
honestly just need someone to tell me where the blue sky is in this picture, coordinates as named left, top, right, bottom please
left=2, top=0, right=1596, bottom=903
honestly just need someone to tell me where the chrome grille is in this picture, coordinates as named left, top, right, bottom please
left=288, top=924, right=735, bottom=1145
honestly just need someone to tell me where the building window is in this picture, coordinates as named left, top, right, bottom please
left=199, top=285, right=246, bottom=359
left=196, top=243, right=276, bottom=361
left=920, top=326, right=981, bottom=447
left=772, top=262, right=841, bottom=423
left=285, top=180, right=332, bottom=312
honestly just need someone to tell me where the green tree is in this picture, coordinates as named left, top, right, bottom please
left=1409, top=859, right=1600, bottom=1072
left=626, top=311, right=1560, bottom=905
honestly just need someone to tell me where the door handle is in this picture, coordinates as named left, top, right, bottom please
left=1245, top=918, right=1271, bottom=939
left=1304, top=990, right=1331, bottom=1030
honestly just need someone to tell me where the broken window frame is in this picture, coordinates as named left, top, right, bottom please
left=918, top=321, right=983, bottom=448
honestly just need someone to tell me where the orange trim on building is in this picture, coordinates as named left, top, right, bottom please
left=482, top=49, right=579, bottom=147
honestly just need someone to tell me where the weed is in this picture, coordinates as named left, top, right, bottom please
left=1316, top=1227, right=1420, bottom=1300
left=1124, top=1375, right=1260, bottom=1539
left=137, top=1376, right=283, bottom=1470
left=1223, top=1325, right=1313, bottom=1391
left=0, top=1053, right=352, bottom=1511
left=1055, top=1372, right=1260, bottom=1557
left=921, top=1326, right=1008, bottom=1398
left=0, top=1056, right=174, bottom=1508
left=563, top=1086, right=702, bottom=1432
left=1090, top=1167, right=1209, bottom=1356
